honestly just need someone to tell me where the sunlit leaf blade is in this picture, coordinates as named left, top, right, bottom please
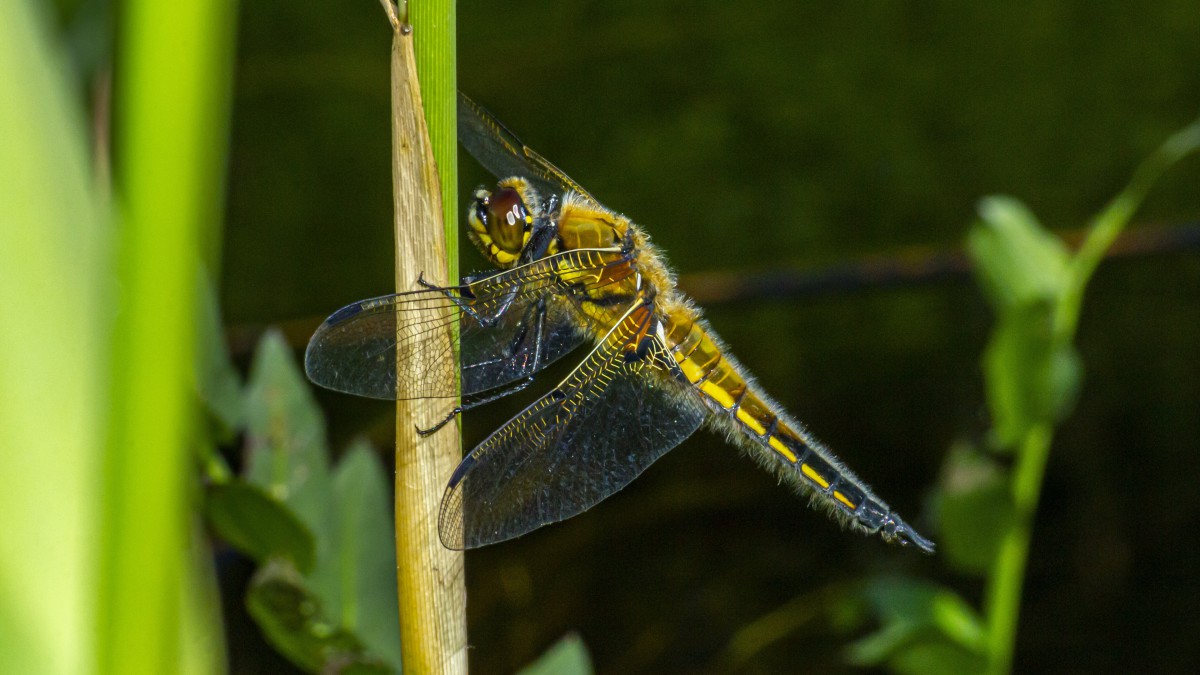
left=516, top=633, right=593, bottom=675
left=936, top=443, right=1015, bottom=575
left=243, top=330, right=341, bottom=618
left=206, top=481, right=316, bottom=574
left=246, top=559, right=395, bottom=675
left=333, top=442, right=403, bottom=671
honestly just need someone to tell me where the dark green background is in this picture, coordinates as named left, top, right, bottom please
left=220, top=2, right=1199, bottom=673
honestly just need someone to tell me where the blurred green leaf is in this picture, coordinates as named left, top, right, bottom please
left=968, top=196, right=1069, bottom=311
left=844, top=577, right=986, bottom=670
left=238, top=332, right=407, bottom=673
left=247, top=559, right=395, bottom=675
left=516, top=633, right=593, bottom=675
left=887, top=638, right=987, bottom=675
left=846, top=620, right=921, bottom=666
left=196, top=271, right=243, bottom=438
left=937, top=444, right=1016, bottom=575
left=926, top=589, right=987, bottom=655
left=333, top=442, right=403, bottom=671
left=968, top=195, right=1083, bottom=447
left=0, top=2, right=108, bottom=672
left=981, top=302, right=1082, bottom=447
left=243, top=329, right=341, bottom=616
left=206, top=481, right=316, bottom=574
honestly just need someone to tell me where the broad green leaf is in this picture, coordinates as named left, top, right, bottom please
left=968, top=196, right=1069, bottom=311
left=332, top=442, right=403, bottom=671
left=247, top=559, right=395, bottom=675
left=937, top=443, right=1016, bottom=574
left=516, top=633, right=593, bottom=675
left=243, top=330, right=341, bottom=616
left=982, top=303, right=1082, bottom=447
left=206, top=481, right=316, bottom=574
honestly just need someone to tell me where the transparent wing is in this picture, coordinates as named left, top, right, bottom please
left=438, top=301, right=711, bottom=549
left=304, top=248, right=632, bottom=401
left=458, top=92, right=599, bottom=205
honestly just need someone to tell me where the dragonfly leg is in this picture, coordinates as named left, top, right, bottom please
left=416, top=270, right=519, bottom=328
left=519, top=215, right=557, bottom=264
left=417, top=299, right=550, bottom=436
left=414, top=375, right=538, bottom=436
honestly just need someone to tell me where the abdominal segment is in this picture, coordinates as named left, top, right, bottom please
left=663, top=312, right=895, bottom=536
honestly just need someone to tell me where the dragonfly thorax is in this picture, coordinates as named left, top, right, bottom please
left=467, top=179, right=538, bottom=268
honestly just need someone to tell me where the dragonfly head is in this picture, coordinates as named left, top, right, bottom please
left=468, top=179, right=539, bottom=268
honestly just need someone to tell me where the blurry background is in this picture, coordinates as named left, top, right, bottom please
left=50, top=0, right=1200, bottom=672
left=217, top=1, right=1200, bottom=673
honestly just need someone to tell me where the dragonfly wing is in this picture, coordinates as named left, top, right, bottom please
left=458, top=92, right=599, bottom=204
left=305, top=248, right=632, bottom=401
left=439, top=301, right=710, bottom=549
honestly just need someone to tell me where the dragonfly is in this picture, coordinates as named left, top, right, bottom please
left=305, top=93, right=935, bottom=554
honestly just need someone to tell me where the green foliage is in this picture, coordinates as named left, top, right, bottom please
left=198, top=329, right=403, bottom=673
left=333, top=443, right=405, bottom=668
left=515, top=633, right=594, bottom=675
left=843, top=578, right=986, bottom=675
left=197, top=271, right=246, bottom=438
left=935, top=444, right=1014, bottom=575
left=842, top=114, right=1200, bottom=675
left=206, top=482, right=317, bottom=573
left=247, top=559, right=393, bottom=674
left=244, top=332, right=342, bottom=613
left=0, top=3, right=109, bottom=672
left=969, top=197, right=1082, bottom=448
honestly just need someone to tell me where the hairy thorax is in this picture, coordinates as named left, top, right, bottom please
left=551, top=193, right=687, bottom=337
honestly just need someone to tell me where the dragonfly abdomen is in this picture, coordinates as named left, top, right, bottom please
left=663, top=312, right=933, bottom=551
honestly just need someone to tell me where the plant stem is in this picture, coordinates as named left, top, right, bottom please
left=411, top=0, right=459, bottom=284
left=1058, top=116, right=1200, bottom=340
left=983, top=116, right=1200, bottom=675
left=983, top=423, right=1051, bottom=675
left=382, top=1, right=466, bottom=673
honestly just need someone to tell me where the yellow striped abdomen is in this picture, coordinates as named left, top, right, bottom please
left=662, top=310, right=927, bottom=547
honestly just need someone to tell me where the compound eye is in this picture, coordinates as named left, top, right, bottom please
left=484, top=187, right=531, bottom=253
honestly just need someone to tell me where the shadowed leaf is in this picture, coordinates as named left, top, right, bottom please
left=247, top=559, right=395, bottom=675
left=206, top=481, right=316, bottom=574
left=936, top=443, right=1015, bottom=575
left=196, top=273, right=244, bottom=438
left=843, top=577, right=985, bottom=671
left=243, top=330, right=341, bottom=616
left=332, top=441, right=402, bottom=670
